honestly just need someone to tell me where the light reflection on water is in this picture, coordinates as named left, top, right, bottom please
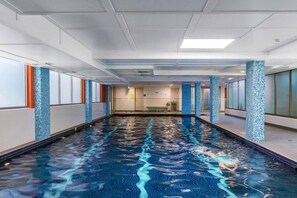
left=0, top=116, right=296, bottom=198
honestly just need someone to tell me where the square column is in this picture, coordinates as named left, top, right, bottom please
left=34, top=67, right=50, bottom=140
left=85, top=80, right=92, bottom=123
left=210, top=76, right=219, bottom=123
left=246, top=61, right=265, bottom=142
left=182, top=83, right=192, bottom=115
left=195, top=83, right=201, bottom=117
left=106, top=85, right=110, bottom=116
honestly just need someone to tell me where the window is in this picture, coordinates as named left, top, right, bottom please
left=191, top=87, right=195, bottom=111
left=203, top=88, right=210, bottom=110
left=50, top=71, right=59, bottom=105
left=232, top=82, right=238, bottom=109
left=96, top=83, right=100, bottom=102
left=291, top=70, right=297, bottom=117
left=228, top=83, right=233, bottom=108
left=92, top=81, right=96, bottom=102
left=276, top=71, right=290, bottom=116
left=227, top=69, right=297, bottom=118
left=50, top=71, right=82, bottom=105
left=265, top=75, right=275, bottom=114
left=60, top=74, right=72, bottom=104
left=0, top=58, right=26, bottom=108
left=72, top=77, right=82, bottom=104
left=238, top=80, right=245, bottom=110
left=92, top=82, right=100, bottom=102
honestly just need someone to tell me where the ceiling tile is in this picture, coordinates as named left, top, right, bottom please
left=197, top=14, right=270, bottom=28
left=189, top=28, right=250, bottom=39
left=6, top=0, right=105, bottom=13
left=50, top=14, right=121, bottom=29
left=260, top=14, right=297, bottom=28
left=111, top=0, right=207, bottom=12
left=213, top=0, right=297, bottom=11
left=130, top=29, right=185, bottom=51
left=225, top=28, right=297, bottom=52
left=68, top=29, right=132, bottom=52
left=124, top=14, right=192, bottom=29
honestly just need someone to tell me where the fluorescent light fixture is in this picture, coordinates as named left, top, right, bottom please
left=228, top=78, right=233, bottom=80
left=180, top=39, right=235, bottom=49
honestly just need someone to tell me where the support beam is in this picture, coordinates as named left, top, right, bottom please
left=246, top=61, right=265, bottom=142
left=210, top=76, right=219, bottom=123
left=0, top=4, right=127, bottom=83
left=85, top=80, right=92, bottom=123
left=34, top=67, right=50, bottom=140
left=154, top=69, right=246, bottom=76
left=195, top=83, right=201, bottom=117
left=182, top=83, right=192, bottom=115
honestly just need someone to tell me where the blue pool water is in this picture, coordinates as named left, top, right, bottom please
left=0, top=116, right=296, bottom=197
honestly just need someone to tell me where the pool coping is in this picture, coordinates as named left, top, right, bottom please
left=0, top=115, right=111, bottom=164
left=113, top=113, right=195, bottom=117
left=196, top=117, right=297, bottom=170
left=1, top=114, right=296, bottom=171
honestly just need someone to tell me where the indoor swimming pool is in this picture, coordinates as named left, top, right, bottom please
left=0, top=116, right=296, bottom=198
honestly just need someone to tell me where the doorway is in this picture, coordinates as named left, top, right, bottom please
left=135, top=88, right=144, bottom=111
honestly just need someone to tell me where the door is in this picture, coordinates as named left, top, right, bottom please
left=135, top=88, right=144, bottom=111
left=170, top=88, right=179, bottom=111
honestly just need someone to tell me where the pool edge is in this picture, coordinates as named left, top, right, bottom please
left=196, top=117, right=297, bottom=171
left=0, top=115, right=111, bottom=164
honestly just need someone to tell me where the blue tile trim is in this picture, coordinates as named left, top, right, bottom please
left=34, top=67, right=50, bottom=140
left=182, top=83, right=192, bottom=114
left=210, top=76, right=219, bottom=123
left=246, top=61, right=265, bottom=142
left=106, top=85, right=110, bottom=116
left=195, top=82, right=201, bottom=117
left=85, top=80, right=92, bottom=123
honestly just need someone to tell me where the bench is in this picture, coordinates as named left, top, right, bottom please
left=147, top=106, right=168, bottom=112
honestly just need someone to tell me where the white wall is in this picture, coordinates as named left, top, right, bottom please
left=143, top=86, right=171, bottom=109
left=0, top=108, right=35, bottom=153
left=92, top=103, right=106, bottom=120
left=115, top=86, right=135, bottom=111
left=225, top=109, right=297, bottom=129
left=50, top=104, right=85, bottom=134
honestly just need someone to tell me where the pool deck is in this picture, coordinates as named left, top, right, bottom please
left=113, top=111, right=183, bottom=115
left=199, top=114, right=297, bottom=169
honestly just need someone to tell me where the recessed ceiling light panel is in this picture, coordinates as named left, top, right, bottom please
left=180, top=39, right=235, bottom=49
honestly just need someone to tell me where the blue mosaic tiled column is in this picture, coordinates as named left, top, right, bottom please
left=210, top=76, right=219, bottom=124
left=246, top=61, right=265, bottom=142
left=182, top=83, right=192, bottom=115
left=34, top=67, right=50, bottom=140
left=106, top=85, right=110, bottom=116
left=85, top=80, right=92, bottom=123
left=195, top=82, right=201, bottom=117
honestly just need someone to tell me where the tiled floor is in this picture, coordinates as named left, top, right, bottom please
left=200, top=114, right=297, bottom=164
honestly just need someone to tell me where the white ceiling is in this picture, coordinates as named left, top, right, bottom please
left=1, top=0, right=297, bottom=84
